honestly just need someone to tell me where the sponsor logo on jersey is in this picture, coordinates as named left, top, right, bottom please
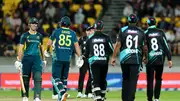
left=126, top=49, right=138, bottom=54
left=62, top=30, right=70, bottom=34
left=127, top=30, right=137, bottom=34
left=150, top=51, right=162, bottom=56
left=93, top=39, right=104, bottom=43
left=148, top=33, right=159, bottom=37
left=94, top=57, right=107, bottom=60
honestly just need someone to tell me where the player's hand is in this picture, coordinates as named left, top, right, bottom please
left=143, top=57, right=148, bottom=64
left=15, top=61, right=22, bottom=71
left=111, top=58, right=116, bottom=66
left=42, top=60, right=47, bottom=70
left=168, top=61, right=172, bottom=68
left=44, top=50, right=51, bottom=57
left=76, top=56, right=84, bottom=68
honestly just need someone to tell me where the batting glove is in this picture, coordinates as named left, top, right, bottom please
left=44, top=50, right=51, bottom=57
left=15, top=61, right=22, bottom=71
left=76, top=56, right=84, bottom=68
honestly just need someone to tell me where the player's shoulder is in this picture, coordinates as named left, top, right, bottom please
left=21, top=32, right=29, bottom=37
left=121, top=26, right=128, bottom=32
left=156, top=28, right=164, bottom=33
left=102, top=33, right=111, bottom=39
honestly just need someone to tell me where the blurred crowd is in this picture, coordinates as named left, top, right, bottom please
left=111, top=0, right=180, bottom=55
left=0, top=0, right=105, bottom=56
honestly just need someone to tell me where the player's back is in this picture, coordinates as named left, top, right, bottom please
left=119, top=25, right=144, bottom=64
left=52, top=27, right=77, bottom=61
left=145, top=27, right=168, bottom=65
left=86, top=31, right=113, bottom=65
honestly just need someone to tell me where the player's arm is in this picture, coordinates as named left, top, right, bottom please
left=84, top=39, right=90, bottom=58
left=74, top=34, right=81, bottom=57
left=107, top=36, right=114, bottom=55
left=46, top=31, right=55, bottom=53
left=40, top=36, right=45, bottom=61
left=74, top=42, right=81, bottom=57
left=17, top=34, right=26, bottom=61
left=143, top=32, right=148, bottom=64
left=15, top=34, right=25, bottom=70
left=162, top=32, right=172, bottom=68
left=111, top=31, right=121, bottom=66
left=17, top=44, right=24, bottom=61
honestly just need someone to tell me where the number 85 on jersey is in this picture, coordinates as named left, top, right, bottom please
left=58, top=34, right=72, bottom=47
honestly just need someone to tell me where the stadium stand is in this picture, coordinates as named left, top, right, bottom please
left=0, top=0, right=104, bottom=56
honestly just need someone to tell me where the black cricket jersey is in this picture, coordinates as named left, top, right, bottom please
left=117, top=25, right=145, bottom=64
left=85, top=31, right=114, bottom=65
left=78, top=36, right=88, bottom=56
left=145, top=25, right=171, bottom=65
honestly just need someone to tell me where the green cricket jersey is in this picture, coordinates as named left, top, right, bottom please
left=20, top=32, right=43, bottom=56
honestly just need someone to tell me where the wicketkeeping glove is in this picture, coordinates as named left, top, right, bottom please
left=15, top=61, right=22, bottom=71
left=76, top=56, right=84, bottom=68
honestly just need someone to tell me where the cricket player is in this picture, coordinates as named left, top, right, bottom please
left=111, top=14, right=145, bottom=101
left=144, top=17, right=172, bottom=101
left=47, top=16, right=82, bottom=101
left=85, top=20, right=114, bottom=101
left=15, top=17, right=47, bottom=101
left=77, top=26, right=94, bottom=98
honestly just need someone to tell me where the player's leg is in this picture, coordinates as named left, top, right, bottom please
left=121, top=64, right=130, bottom=101
left=60, top=61, right=70, bottom=101
left=91, top=64, right=101, bottom=101
left=154, top=65, right=164, bottom=100
left=100, top=64, right=108, bottom=101
left=128, top=64, right=140, bottom=101
left=146, top=65, right=155, bottom=101
left=52, top=60, right=64, bottom=100
left=21, top=56, right=33, bottom=99
left=77, top=58, right=88, bottom=97
left=52, top=59, right=58, bottom=99
left=85, top=63, right=93, bottom=98
left=32, top=55, right=42, bottom=100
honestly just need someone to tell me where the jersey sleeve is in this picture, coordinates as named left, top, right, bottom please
left=40, top=34, right=43, bottom=45
left=162, top=32, right=171, bottom=61
left=20, top=34, right=26, bottom=45
left=84, top=39, right=90, bottom=58
left=78, top=37, right=83, bottom=45
left=50, top=30, right=56, bottom=41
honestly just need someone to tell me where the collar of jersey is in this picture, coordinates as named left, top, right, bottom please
left=61, top=27, right=69, bottom=29
left=148, top=25, right=156, bottom=29
left=28, top=31, right=37, bottom=35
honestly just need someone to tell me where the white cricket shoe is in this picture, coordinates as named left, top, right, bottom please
left=88, top=93, right=93, bottom=98
left=34, top=97, right=41, bottom=101
left=82, top=94, right=88, bottom=98
left=67, top=94, right=70, bottom=98
left=61, top=93, right=68, bottom=101
left=77, top=92, right=83, bottom=98
left=22, top=97, right=28, bottom=101
left=52, top=94, right=58, bottom=100
left=154, top=99, right=159, bottom=101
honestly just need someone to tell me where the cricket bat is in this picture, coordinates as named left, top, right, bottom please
left=19, top=70, right=26, bottom=95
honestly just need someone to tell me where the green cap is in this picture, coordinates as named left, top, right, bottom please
left=29, top=17, right=38, bottom=24
left=60, top=16, right=71, bottom=27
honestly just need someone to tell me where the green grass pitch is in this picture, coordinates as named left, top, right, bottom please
left=0, top=90, right=179, bottom=101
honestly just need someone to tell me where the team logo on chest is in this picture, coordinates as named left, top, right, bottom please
left=36, top=36, right=40, bottom=39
